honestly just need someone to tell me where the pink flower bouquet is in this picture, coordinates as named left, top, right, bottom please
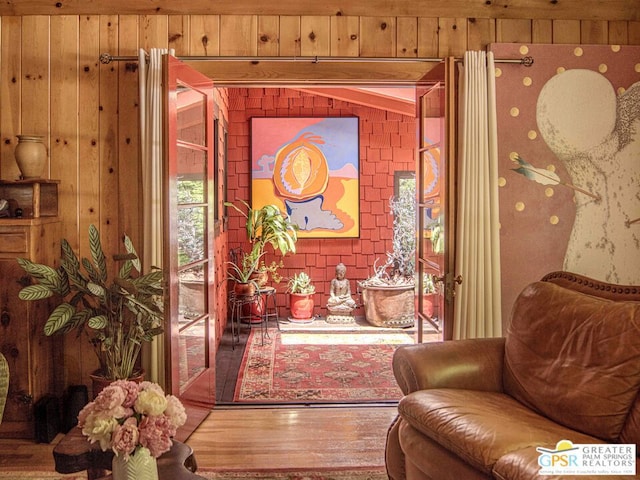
left=78, top=380, right=187, bottom=460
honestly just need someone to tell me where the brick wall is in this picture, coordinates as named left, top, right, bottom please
left=227, top=87, right=416, bottom=318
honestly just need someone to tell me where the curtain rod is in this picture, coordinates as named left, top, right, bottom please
left=99, top=53, right=534, bottom=66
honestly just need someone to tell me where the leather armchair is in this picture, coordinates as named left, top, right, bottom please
left=386, top=272, right=640, bottom=480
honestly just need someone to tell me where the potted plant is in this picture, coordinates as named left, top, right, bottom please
left=286, top=271, right=316, bottom=322
left=226, top=249, right=262, bottom=296
left=358, top=187, right=416, bottom=328
left=16, top=224, right=164, bottom=383
left=225, top=199, right=298, bottom=284
left=421, top=273, right=438, bottom=319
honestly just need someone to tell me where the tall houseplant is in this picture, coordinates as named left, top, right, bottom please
left=358, top=187, right=416, bottom=328
left=17, top=224, right=164, bottom=381
left=225, top=199, right=298, bottom=283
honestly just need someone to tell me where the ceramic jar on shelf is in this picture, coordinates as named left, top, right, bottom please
left=14, top=134, right=47, bottom=179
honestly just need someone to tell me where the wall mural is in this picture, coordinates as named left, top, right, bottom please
left=251, top=117, right=359, bottom=238
left=490, top=43, right=640, bottom=318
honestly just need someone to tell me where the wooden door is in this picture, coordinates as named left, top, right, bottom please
left=163, top=55, right=216, bottom=417
left=416, top=58, right=458, bottom=342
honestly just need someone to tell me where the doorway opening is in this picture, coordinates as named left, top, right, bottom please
left=214, top=81, right=446, bottom=406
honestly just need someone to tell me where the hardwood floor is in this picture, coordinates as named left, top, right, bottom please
left=188, top=405, right=398, bottom=470
left=0, top=316, right=437, bottom=474
left=0, top=405, right=399, bottom=472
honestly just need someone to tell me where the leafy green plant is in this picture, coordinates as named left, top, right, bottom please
left=225, top=199, right=298, bottom=282
left=16, top=224, right=164, bottom=381
left=428, top=217, right=445, bottom=255
left=423, top=273, right=438, bottom=294
left=286, top=272, right=316, bottom=295
left=226, top=250, right=262, bottom=289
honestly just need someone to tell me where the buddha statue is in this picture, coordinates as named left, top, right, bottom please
left=326, top=263, right=358, bottom=323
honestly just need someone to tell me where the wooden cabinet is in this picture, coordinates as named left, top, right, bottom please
left=0, top=218, right=61, bottom=439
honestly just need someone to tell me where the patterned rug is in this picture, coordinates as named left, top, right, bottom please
left=233, top=329, right=409, bottom=403
left=199, top=467, right=387, bottom=480
left=0, top=473, right=86, bottom=479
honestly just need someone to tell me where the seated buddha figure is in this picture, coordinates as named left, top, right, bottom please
left=326, top=263, right=358, bottom=322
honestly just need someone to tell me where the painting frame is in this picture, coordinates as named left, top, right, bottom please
left=250, top=116, right=360, bottom=239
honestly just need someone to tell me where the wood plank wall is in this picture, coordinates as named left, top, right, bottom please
left=0, top=6, right=638, bottom=386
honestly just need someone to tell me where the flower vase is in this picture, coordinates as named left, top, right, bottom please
left=14, top=135, right=47, bottom=179
left=112, top=447, right=159, bottom=480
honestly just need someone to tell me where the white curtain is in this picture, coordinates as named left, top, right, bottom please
left=453, top=51, right=502, bottom=339
left=139, top=48, right=174, bottom=386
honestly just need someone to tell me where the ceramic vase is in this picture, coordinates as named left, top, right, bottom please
left=14, top=135, right=47, bottom=179
left=111, top=447, right=159, bottom=480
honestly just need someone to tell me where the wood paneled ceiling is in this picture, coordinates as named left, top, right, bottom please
left=184, top=58, right=442, bottom=86
left=296, top=87, right=416, bottom=116
left=1, top=0, right=638, bottom=20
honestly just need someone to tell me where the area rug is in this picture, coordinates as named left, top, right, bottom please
left=199, top=467, right=387, bottom=480
left=0, top=473, right=86, bottom=479
left=233, top=329, right=407, bottom=403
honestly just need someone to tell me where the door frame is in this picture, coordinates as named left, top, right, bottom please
left=163, top=55, right=217, bottom=410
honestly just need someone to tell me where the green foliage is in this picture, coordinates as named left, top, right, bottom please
left=286, top=272, right=316, bottom=295
left=225, top=200, right=298, bottom=281
left=423, top=273, right=438, bottom=294
left=17, top=224, right=164, bottom=381
left=226, top=250, right=262, bottom=285
left=428, top=217, right=445, bottom=255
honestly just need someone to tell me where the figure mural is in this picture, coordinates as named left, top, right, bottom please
left=534, top=69, right=640, bottom=283
left=492, top=43, right=640, bottom=321
left=326, top=263, right=358, bottom=324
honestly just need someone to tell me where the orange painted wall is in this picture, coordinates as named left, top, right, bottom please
left=226, top=87, right=416, bottom=318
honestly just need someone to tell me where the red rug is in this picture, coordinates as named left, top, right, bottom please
left=233, top=329, right=407, bottom=403
left=199, top=467, right=387, bottom=479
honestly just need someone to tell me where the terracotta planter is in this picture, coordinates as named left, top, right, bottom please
left=289, top=293, right=314, bottom=321
left=251, top=270, right=268, bottom=287
left=89, top=369, right=145, bottom=399
left=360, top=284, right=415, bottom=328
left=416, top=293, right=436, bottom=318
left=234, top=281, right=256, bottom=297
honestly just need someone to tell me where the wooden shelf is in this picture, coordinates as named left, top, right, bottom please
left=0, top=179, right=60, bottom=218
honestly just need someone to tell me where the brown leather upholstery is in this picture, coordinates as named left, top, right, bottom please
left=386, top=271, right=640, bottom=480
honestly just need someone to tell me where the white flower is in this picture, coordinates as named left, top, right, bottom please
left=81, top=412, right=119, bottom=451
left=135, top=388, right=168, bottom=416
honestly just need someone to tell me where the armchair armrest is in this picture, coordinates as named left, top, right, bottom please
left=392, top=337, right=506, bottom=395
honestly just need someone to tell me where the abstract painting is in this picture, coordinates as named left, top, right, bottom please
left=251, top=117, right=359, bottom=238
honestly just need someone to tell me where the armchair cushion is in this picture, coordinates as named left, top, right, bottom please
left=399, top=389, right=603, bottom=476
left=503, top=281, right=640, bottom=441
